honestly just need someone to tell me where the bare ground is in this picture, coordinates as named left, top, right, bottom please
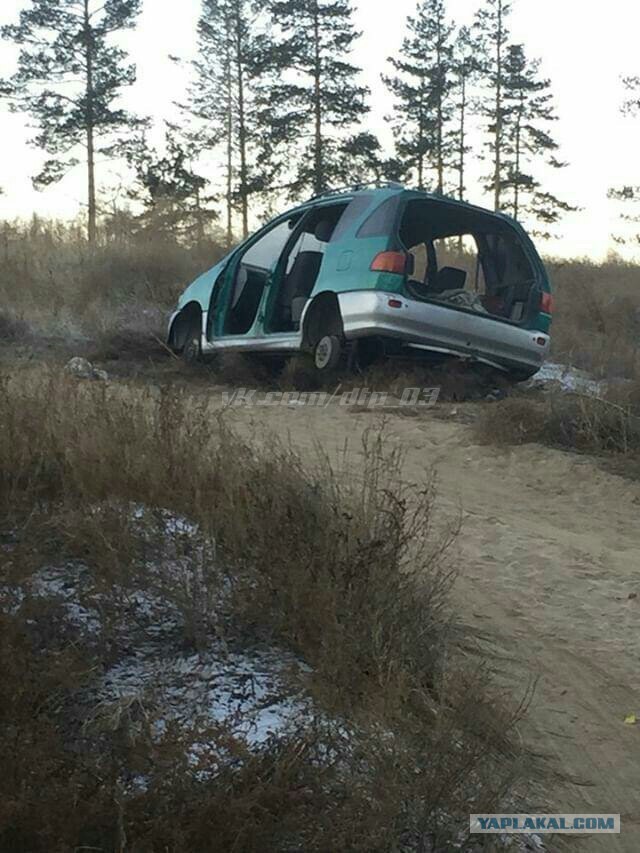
left=5, top=340, right=640, bottom=851
left=215, top=388, right=640, bottom=852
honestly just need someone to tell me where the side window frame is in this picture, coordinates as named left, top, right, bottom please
left=263, top=201, right=349, bottom=333
left=214, top=212, right=304, bottom=337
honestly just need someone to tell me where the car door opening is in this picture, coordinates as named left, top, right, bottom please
left=399, top=199, right=540, bottom=327
left=224, top=214, right=302, bottom=336
left=268, top=203, right=349, bottom=333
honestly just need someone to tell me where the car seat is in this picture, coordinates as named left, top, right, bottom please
left=431, top=266, right=467, bottom=294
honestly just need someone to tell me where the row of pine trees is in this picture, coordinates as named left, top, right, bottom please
left=0, top=0, right=626, bottom=245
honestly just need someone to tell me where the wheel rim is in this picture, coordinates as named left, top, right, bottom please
left=184, top=335, right=200, bottom=362
left=315, top=336, right=333, bottom=370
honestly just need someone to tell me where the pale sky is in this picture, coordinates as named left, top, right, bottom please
left=1, top=0, right=640, bottom=259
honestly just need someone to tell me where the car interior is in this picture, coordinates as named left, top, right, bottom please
left=268, top=203, right=348, bottom=332
left=223, top=215, right=303, bottom=336
left=399, top=199, right=538, bottom=325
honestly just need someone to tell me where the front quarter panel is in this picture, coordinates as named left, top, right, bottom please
left=177, top=257, right=230, bottom=312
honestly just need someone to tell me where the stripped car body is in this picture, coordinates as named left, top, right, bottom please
left=168, top=183, right=553, bottom=377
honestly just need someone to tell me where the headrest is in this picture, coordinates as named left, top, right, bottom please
left=433, top=266, right=467, bottom=293
left=288, top=251, right=323, bottom=275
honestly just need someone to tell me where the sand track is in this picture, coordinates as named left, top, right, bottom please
left=222, top=398, right=640, bottom=852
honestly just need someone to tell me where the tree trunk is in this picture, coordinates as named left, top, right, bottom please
left=436, top=95, right=444, bottom=194
left=458, top=71, right=466, bottom=201
left=235, top=13, right=248, bottom=239
left=225, top=17, right=234, bottom=248
left=417, top=89, right=425, bottom=191
left=457, top=71, right=467, bottom=253
left=514, top=89, right=523, bottom=220
left=312, top=0, right=323, bottom=195
left=493, top=0, right=503, bottom=211
left=83, top=0, right=96, bottom=244
left=435, top=15, right=444, bottom=195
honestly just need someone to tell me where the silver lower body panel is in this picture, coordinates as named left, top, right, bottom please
left=184, top=294, right=549, bottom=375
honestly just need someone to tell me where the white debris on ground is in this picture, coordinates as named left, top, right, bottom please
left=64, top=355, right=108, bottom=381
left=532, top=361, right=603, bottom=396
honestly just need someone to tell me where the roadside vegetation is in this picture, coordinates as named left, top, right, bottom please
left=476, top=380, right=640, bottom=477
left=0, top=366, right=539, bottom=851
left=547, top=257, right=640, bottom=379
left=0, top=218, right=224, bottom=342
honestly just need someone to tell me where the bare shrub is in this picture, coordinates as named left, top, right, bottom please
left=476, top=382, right=640, bottom=467
left=548, top=257, right=640, bottom=379
left=0, top=365, right=537, bottom=849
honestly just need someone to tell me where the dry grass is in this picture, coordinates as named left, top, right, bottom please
left=0, top=217, right=225, bottom=340
left=0, top=366, right=538, bottom=851
left=2, top=218, right=640, bottom=391
left=548, top=257, right=640, bottom=380
left=475, top=380, right=640, bottom=477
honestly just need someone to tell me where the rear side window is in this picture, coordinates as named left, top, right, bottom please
left=357, top=196, right=403, bottom=238
left=330, top=195, right=375, bottom=241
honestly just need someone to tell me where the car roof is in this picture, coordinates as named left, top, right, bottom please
left=288, top=183, right=519, bottom=228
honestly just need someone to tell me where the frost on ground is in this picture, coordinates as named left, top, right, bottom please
left=16, top=507, right=313, bottom=752
left=3, top=505, right=543, bottom=852
left=97, top=645, right=310, bottom=748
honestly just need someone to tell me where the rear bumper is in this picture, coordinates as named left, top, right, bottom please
left=337, top=290, right=550, bottom=373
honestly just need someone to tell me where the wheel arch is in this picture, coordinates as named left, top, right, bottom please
left=168, top=301, right=203, bottom=351
left=301, top=291, right=344, bottom=351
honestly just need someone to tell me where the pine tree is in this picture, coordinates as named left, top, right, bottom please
left=127, top=130, right=218, bottom=247
left=180, top=0, right=265, bottom=243
left=622, top=75, right=640, bottom=115
left=608, top=76, right=640, bottom=244
left=335, top=132, right=403, bottom=185
left=384, top=0, right=455, bottom=193
left=500, top=44, right=574, bottom=233
left=450, top=25, right=483, bottom=202
left=1, top=0, right=144, bottom=243
left=260, top=0, right=369, bottom=197
left=474, top=0, right=511, bottom=210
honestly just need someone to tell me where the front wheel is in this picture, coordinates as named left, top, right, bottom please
left=182, top=319, right=202, bottom=365
left=313, top=335, right=343, bottom=373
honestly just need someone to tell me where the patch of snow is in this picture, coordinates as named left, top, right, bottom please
left=131, top=504, right=200, bottom=537
left=30, top=564, right=102, bottom=633
left=97, top=643, right=310, bottom=748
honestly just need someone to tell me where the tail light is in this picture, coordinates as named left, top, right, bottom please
left=540, top=292, right=554, bottom=314
left=370, top=251, right=408, bottom=275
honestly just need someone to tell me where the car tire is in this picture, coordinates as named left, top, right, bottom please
left=314, top=335, right=343, bottom=373
left=507, top=368, right=537, bottom=383
left=182, top=318, right=202, bottom=365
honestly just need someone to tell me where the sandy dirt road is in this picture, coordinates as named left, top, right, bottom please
left=218, top=397, right=640, bottom=852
